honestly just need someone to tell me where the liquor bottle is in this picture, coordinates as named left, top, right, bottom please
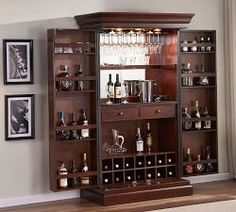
left=206, top=146, right=214, bottom=173
left=194, top=100, right=202, bottom=130
left=181, top=40, right=188, bottom=52
left=182, top=107, right=192, bottom=130
left=184, top=147, right=193, bottom=175
left=195, top=154, right=205, bottom=173
left=57, top=112, right=70, bottom=140
left=75, top=64, right=83, bottom=91
left=80, top=110, right=89, bottom=139
left=81, top=153, right=90, bottom=185
left=206, top=36, right=212, bottom=52
left=191, top=37, right=198, bottom=52
left=114, top=74, right=122, bottom=103
left=70, top=113, right=79, bottom=140
left=56, top=65, right=73, bottom=91
left=58, top=161, right=68, bottom=188
left=136, top=127, right=144, bottom=153
left=181, top=63, right=188, bottom=87
left=199, top=36, right=206, bottom=52
left=70, top=160, right=79, bottom=187
left=146, top=122, right=153, bottom=153
left=203, top=106, right=211, bottom=129
left=186, top=62, right=193, bottom=86
left=106, top=74, right=114, bottom=104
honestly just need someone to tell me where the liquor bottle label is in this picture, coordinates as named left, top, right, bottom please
left=59, top=178, right=68, bottom=188
left=108, top=85, right=114, bottom=98
left=136, top=139, right=144, bottom=152
left=115, top=86, right=122, bottom=98
left=81, top=128, right=89, bottom=138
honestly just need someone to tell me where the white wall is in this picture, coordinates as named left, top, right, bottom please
left=0, top=0, right=228, bottom=201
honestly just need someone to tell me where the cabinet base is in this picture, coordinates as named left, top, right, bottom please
left=80, top=179, right=193, bottom=205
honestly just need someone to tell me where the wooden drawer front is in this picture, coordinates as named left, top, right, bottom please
left=140, top=104, right=176, bottom=119
left=102, top=108, right=139, bottom=121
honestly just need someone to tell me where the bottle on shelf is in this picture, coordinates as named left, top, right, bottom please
left=114, top=74, right=122, bottom=103
left=58, top=161, right=68, bottom=188
left=206, top=36, right=212, bottom=52
left=75, top=64, right=83, bottom=91
left=186, top=62, right=193, bottom=86
left=146, top=122, right=153, bottom=153
left=70, top=160, right=79, bottom=187
left=56, top=65, right=73, bottom=91
left=191, top=37, right=198, bottom=52
left=184, top=147, right=193, bottom=175
left=57, top=111, right=70, bottom=140
left=181, top=63, right=188, bottom=87
left=80, top=109, right=89, bottom=139
left=199, top=36, right=206, bottom=52
left=106, top=73, right=114, bottom=104
left=181, top=40, right=188, bottom=52
left=136, top=127, right=144, bottom=153
left=206, top=146, right=214, bottom=173
left=81, top=153, right=90, bottom=185
left=70, top=113, right=79, bottom=140
left=203, top=106, right=211, bottom=129
left=182, top=107, right=192, bottom=130
left=195, top=154, right=205, bottom=173
left=194, top=100, right=202, bottom=130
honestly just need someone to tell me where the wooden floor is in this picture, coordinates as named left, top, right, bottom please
left=1, top=180, right=236, bottom=212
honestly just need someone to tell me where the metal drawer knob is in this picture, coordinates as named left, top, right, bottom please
left=118, top=112, right=124, bottom=116
left=156, top=109, right=161, bottom=113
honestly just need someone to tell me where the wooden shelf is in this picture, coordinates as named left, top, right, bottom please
left=183, top=171, right=218, bottom=177
left=181, top=85, right=216, bottom=89
left=183, top=129, right=217, bottom=133
left=55, top=76, right=96, bottom=81
left=182, top=117, right=217, bottom=122
left=56, top=90, right=96, bottom=97
left=180, top=51, right=215, bottom=54
left=57, top=138, right=96, bottom=143
left=56, top=124, right=96, bottom=131
left=183, top=159, right=218, bottom=166
left=100, top=64, right=177, bottom=70
left=54, top=42, right=95, bottom=48
left=57, top=171, right=98, bottom=179
left=181, top=72, right=216, bottom=77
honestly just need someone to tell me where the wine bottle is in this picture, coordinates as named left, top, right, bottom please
left=57, top=112, right=70, bottom=140
left=70, top=160, right=79, bottom=187
left=194, top=100, right=202, bottom=130
left=81, top=153, right=90, bottom=185
left=107, top=74, right=114, bottom=104
left=186, top=62, right=193, bottom=86
left=136, top=127, right=144, bottom=153
left=70, top=113, right=78, bottom=140
left=80, top=110, right=89, bottom=139
left=114, top=74, right=122, bottom=103
left=75, top=64, right=83, bottom=91
left=206, top=146, right=214, bottom=173
left=146, top=122, right=153, bottom=153
left=184, top=147, right=193, bottom=174
left=58, top=161, right=68, bottom=188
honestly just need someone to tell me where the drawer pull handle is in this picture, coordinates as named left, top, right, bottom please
left=156, top=109, right=161, bottom=113
left=118, top=112, right=124, bottom=116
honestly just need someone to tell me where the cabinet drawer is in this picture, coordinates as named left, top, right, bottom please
left=102, top=107, right=139, bottom=121
left=140, top=104, right=176, bottom=119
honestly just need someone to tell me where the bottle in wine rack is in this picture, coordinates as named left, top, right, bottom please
left=57, top=112, right=70, bottom=140
left=70, top=160, right=79, bottom=187
left=75, top=64, right=83, bottom=91
left=194, top=100, right=202, bottom=130
left=106, top=73, right=114, bottom=104
left=206, top=146, right=214, bottom=173
left=56, top=65, right=73, bottom=91
left=80, top=109, right=89, bottom=139
left=58, top=161, right=68, bottom=188
left=146, top=122, right=153, bottom=153
left=203, top=106, right=211, bottom=129
left=114, top=74, right=122, bottom=103
left=70, top=113, right=79, bottom=140
left=136, top=127, right=144, bottom=153
left=184, top=147, right=193, bottom=175
left=195, top=154, right=205, bottom=173
left=81, top=153, right=90, bottom=185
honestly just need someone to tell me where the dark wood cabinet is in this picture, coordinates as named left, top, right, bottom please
left=48, top=12, right=197, bottom=205
left=179, top=30, right=218, bottom=177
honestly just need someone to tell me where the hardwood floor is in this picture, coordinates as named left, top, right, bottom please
left=1, top=180, right=236, bottom=212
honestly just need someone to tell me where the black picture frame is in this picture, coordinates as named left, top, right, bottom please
left=3, top=39, right=33, bottom=84
left=5, top=94, right=35, bottom=140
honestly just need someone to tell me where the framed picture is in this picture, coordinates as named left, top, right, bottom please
left=5, top=94, right=35, bottom=140
left=3, top=39, right=33, bottom=84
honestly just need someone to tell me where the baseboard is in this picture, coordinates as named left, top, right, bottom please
left=182, top=172, right=231, bottom=184
left=0, top=190, right=80, bottom=208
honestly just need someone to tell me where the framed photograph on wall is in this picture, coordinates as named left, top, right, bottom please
left=3, top=39, right=33, bottom=84
left=5, top=94, right=35, bottom=140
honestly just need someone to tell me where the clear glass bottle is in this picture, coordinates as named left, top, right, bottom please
left=136, top=127, right=144, bottom=153
left=182, top=107, right=192, bottom=130
left=114, top=74, right=122, bottom=103
left=206, top=146, right=214, bottom=173
left=191, top=37, right=198, bottom=52
left=146, top=122, right=153, bottom=153
left=80, top=110, right=89, bottom=139
left=58, top=161, right=68, bottom=188
left=181, top=40, right=188, bottom=52
left=184, top=147, right=193, bottom=175
left=200, top=36, right=206, bottom=52
left=75, top=64, right=83, bottom=91
left=181, top=63, right=188, bottom=87
left=206, top=36, right=212, bottom=52
left=57, top=112, right=70, bottom=140
left=186, top=62, right=193, bottom=86
left=194, top=100, right=202, bottom=130
left=81, top=153, right=90, bottom=185
left=56, top=65, right=73, bottom=91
